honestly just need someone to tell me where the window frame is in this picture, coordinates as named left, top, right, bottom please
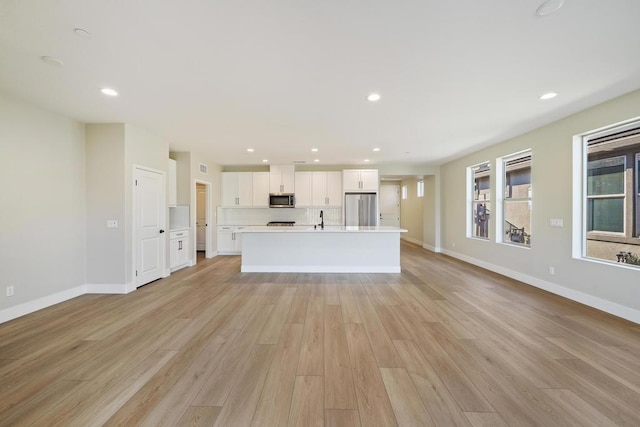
left=401, top=185, right=408, bottom=200
left=586, top=155, right=626, bottom=236
left=467, top=161, right=491, bottom=241
left=572, top=117, right=640, bottom=267
left=417, top=180, right=424, bottom=198
left=497, top=150, right=532, bottom=248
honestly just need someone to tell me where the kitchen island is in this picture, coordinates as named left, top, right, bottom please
left=238, top=226, right=407, bottom=273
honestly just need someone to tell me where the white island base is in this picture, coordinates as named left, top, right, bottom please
left=239, top=226, right=407, bottom=273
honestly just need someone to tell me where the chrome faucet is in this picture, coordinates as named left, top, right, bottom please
left=319, top=210, right=324, bottom=229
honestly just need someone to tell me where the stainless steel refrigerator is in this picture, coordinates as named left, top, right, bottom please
left=345, top=193, right=377, bottom=226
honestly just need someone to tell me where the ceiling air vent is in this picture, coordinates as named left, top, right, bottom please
left=292, top=160, right=306, bottom=164
left=199, top=163, right=208, bottom=174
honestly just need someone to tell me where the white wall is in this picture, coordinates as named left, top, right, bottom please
left=86, top=124, right=126, bottom=284
left=0, top=93, right=86, bottom=314
left=124, top=124, right=170, bottom=285
left=423, top=174, right=439, bottom=250
left=399, top=179, right=424, bottom=245
left=86, top=123, right=170, bottom=288
left=440, top=89, right=640, bottom=322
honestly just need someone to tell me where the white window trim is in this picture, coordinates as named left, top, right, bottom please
left=497, top=149, right=532, bottom=248
left=417, top=180, right=424, bottom=198
left=572, top=116, right=640, bottom=263
left=401, top=185, right=408, bottom=200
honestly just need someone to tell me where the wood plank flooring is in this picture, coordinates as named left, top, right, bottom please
left=1, top=241, right=640, bottom=426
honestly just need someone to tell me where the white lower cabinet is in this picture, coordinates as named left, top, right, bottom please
left=217, top=226, right=243, bottom=254
left=169, top=229, right=190, bottom=271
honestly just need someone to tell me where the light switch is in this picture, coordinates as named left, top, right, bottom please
left=107, top=220, right=118, bottom=228
left=549, top=218, right=563, bottom=228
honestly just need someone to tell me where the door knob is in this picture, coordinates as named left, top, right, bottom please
left=159, top=229, right=165, bottom=233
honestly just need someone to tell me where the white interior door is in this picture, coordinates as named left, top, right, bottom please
left=380, top=184, right=400, bottom=227
left=135, top=168, right=165, bottom=287
left=196, top=184, right=207, bottom=251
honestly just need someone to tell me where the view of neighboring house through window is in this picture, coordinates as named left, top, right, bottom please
left=469, top=161, right=491, bottom=239
left=583, top=123, right=640, bottom=266
left=417, top=180, right=424, bottom=197
left=502, top=151, right=532, bottom=246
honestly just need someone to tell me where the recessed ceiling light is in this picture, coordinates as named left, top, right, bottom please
left=536, top=0, right=565, bottom=16
left=539, top=92, right=557, bottom=100
left=364, top=159, right=370, bottom=163
left=313, top=159, right=320, bottom=163
left=41, top=56, right=64, bottom=66
left=246, top=148, right=254, bottom=152
left=262, top=159, right=268, bottom=163
left=311, top=148, right=318, bottom=152
left=74, top=28, right=91, bottom=38
left=367, top=93, right=381, bottom=102
left=373, top=148, right=380, bottom=152
left=100, top=88, right=118, bottom=96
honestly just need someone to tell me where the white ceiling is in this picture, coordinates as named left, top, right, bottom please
left=1, top=1, right=639, bottom=167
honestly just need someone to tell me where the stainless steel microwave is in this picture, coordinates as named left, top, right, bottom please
left=269, top=193, right=295, bottom=208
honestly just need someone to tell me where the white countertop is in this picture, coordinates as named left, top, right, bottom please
left=237, top=225, right=407, bottom=233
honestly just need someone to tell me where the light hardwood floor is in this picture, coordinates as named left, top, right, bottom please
left=1, top=241, right=640, bottom=426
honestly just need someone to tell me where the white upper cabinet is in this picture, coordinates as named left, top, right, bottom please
left=295, top=172, right=313, bottom=207
left=270, top=164, right=295, bottom=193
left=168, top=158, right=177, bottom=207
left=252, top=172, right=270, bottom=206
left=311, top=172, right=327, bottom=206
left=312, top=171, right=342, bottom=206
left=343, top=169, right=378, bottom=192
left=221, top=172, right=253, bottom=206
left=326, top=171, right=343, bottom=206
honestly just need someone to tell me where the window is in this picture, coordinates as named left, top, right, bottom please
left=587, top=156, right=625, bottom=233
left=469, top=161, right=491, bottom=239
left=501, top=151, right=532, bottom=246
left=417, top=180, right=424, bottom=198
left=402, top=185, right=408, bottom=200
left=577, top=121, right=640, bottom=267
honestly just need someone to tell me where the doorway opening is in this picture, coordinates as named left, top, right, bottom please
left=194, top=180, right=212, bottom=263
left=380, top=183, right=401, bottom=227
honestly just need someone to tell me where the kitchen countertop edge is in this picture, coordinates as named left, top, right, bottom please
left=237, top=225, right=407, bottom=233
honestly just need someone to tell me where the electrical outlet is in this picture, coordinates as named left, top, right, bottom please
left=549, top=218, right=564, bottom=228
left=549, top=266, right=555, bottom=276
left=6, top=285, right=14, bottom=297
left=107, top=220, right=118, bottom=228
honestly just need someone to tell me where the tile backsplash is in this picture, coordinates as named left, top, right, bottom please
left=217, top=207, right=342, bottom=226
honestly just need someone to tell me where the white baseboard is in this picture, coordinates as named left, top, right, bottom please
left=170, top=261, right=193, bottom=273
left=422, top=243, right=442, bottom=253
left=206, top=250, right=217, bottom=258
left=85, top=283, right=129, bottom=294
left=0, top=285, right=86, bottom=324
left=401, top=236, right=423, bottom=246
left=442, top=249, right=640, bottom=325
